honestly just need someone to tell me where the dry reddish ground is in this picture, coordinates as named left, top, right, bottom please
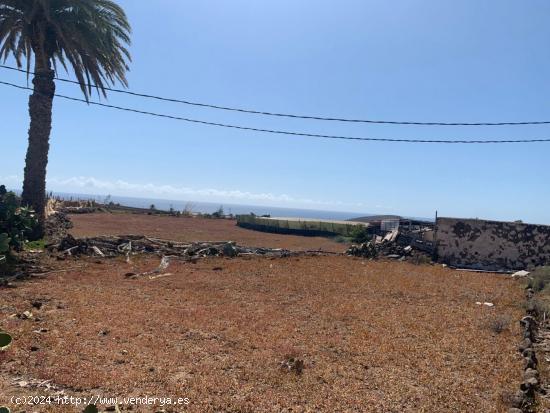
left=0, top=256, right=524, bottom=412
left=69, top=213, right=345, bottom=253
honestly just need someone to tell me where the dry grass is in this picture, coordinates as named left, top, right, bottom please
left=0, top=256, right=523, bottom=412
left=69, top=213, right=345, bottom=252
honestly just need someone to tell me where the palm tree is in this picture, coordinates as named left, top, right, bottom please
left=0, top=0, right=131, bottom=238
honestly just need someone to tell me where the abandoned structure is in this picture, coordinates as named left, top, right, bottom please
left=435, top=217, right=550, bottom=271
left=237, top=213, right=549, bottom=271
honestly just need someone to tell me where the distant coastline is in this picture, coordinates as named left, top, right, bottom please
left=45, top=191, right=371, bottom=221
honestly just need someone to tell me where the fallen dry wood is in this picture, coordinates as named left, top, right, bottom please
left=51, top=234, right=336, bottom=260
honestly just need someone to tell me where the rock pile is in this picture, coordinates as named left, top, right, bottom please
left=44, top=212, right=73, bottom=244
left=507, top=288, right=541, bottom=413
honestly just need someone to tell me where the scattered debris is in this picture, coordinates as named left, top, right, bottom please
left=475, top=302, right=494, bottom=307
left=91, top=246, right=105, bottom=257
left=280, top=357, right=304, bottom=375
left=126, top=256, right=172, bottom=279
left=346, top=234, right=431, bottom=262
left=18, top=310, right=33, bottom=319
left=32, top=328, right=49, bottom=334
left=51, top=235, right=327, bottom=261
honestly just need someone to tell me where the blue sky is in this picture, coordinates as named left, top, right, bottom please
left=2, top=0, right=550, bottom=223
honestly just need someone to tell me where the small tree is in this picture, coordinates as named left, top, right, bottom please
left=350, top=225, right=370, bottom=243
left=212, top=206, right=224, bottom=219
left=0, top=0, right=132, bottom=238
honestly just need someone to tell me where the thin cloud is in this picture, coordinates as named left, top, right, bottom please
left=0, top=174, right=395, bottom=211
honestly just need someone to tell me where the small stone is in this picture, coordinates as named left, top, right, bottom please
left=524, top=357, right=536, bottom=369
left=19, top=310, right=33, bottom=320
left=521, top=315, right=536, bottom=327
left=32, top=328, right=49, bottom=334
left=523, top=347, right=535, bottom=357
left=526, top=376, right=538, bottom=387
left=518, top=338, right=532, bottom=352
left=520, top=376, right=539, bottom=392
left=508, top=390, right=525, bottom=408
left=524, top=368, right=539, bottom=380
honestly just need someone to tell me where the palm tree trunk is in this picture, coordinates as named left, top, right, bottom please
left=21, top=66, right=55, bottom=239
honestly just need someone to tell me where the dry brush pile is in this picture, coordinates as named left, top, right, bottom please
left=51, top=234, right=334, bottom=261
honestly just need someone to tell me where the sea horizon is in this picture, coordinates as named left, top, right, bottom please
left=48, top=191, right=379, bottom=221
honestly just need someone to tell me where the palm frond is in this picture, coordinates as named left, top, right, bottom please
left=0, top=0, right=131, bottom=99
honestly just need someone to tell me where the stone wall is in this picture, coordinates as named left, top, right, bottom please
left=436, top=217, right=550, bottom=270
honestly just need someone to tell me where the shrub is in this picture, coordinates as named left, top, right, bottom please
left=350, top=226, right=370, bottom=243
left=0, top=185, right=37, bottom=259
left=528, top=266, right=550, bottom=292
left=333, top=235, right=352, bottom=244
left=181, top=203, right=195, bottom=217
left=411, top=254, right=432, bottom=265
left=488, top=314, right=511, bottom=334
left=212, top=206, right=224, bottom=219
left=525, top=297, right=550, bottom=319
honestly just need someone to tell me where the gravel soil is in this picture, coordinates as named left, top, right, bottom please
left=0, top=255, right=523, bottom=412
left=69, top=213, right=345, bottom=253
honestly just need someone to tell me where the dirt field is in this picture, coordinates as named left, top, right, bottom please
left=0, top=255, right=523, bottom=412
left=69, top=213, right=345, bottom=252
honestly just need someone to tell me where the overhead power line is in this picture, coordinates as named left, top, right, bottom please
left=1, top=63, right=549, bottom=127
left=2, top=79, right=550, bottom=144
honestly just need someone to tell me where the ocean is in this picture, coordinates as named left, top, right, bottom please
left=51, top=192, right=370, bottom=221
